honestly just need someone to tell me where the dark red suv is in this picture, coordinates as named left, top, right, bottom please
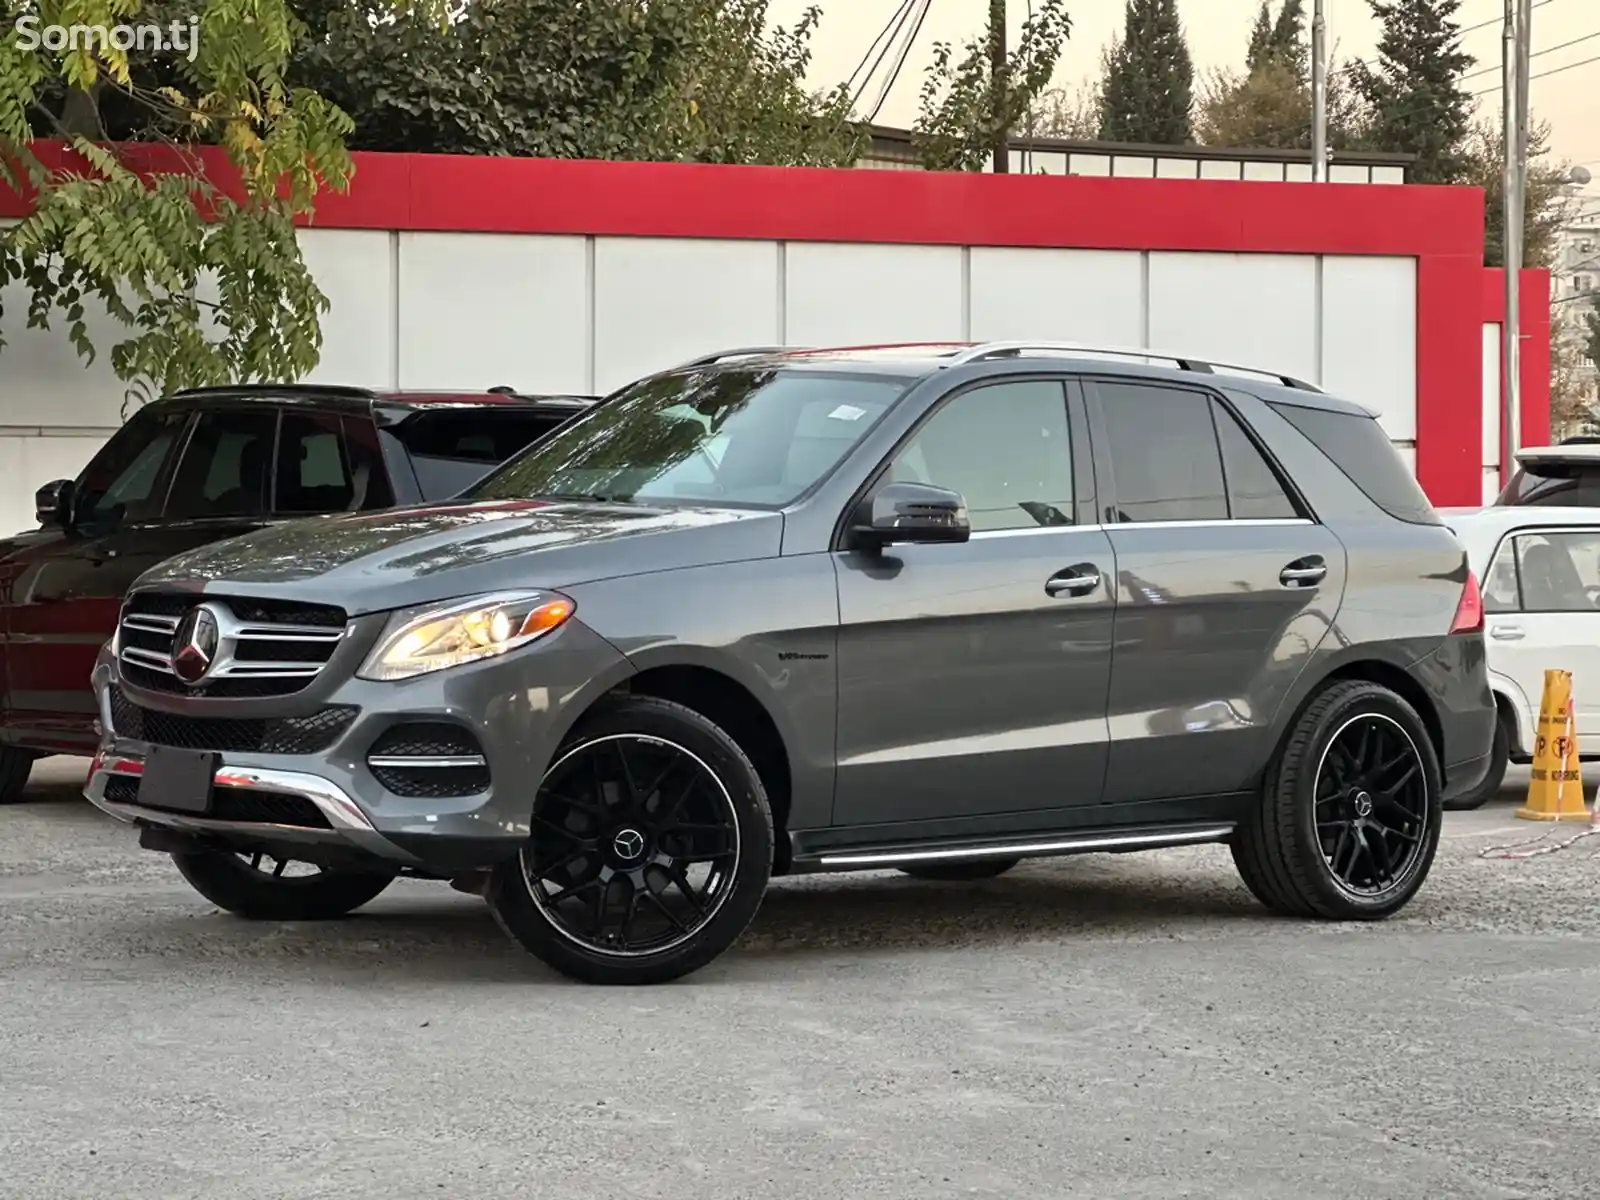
left=0, top=383, right=593, bottom=799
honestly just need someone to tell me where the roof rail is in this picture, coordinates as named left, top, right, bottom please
left=944, top=341, right=1323, bottom=393
left=672, top=346, right=806, bottom=370
left=169, top=382, right=379, bottom=399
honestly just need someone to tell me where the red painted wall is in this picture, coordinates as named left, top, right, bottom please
left=3, top=143, right=1548, bottom=507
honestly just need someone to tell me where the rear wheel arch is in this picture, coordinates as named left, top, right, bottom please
left=1271, top=655, right=1447, bottom=774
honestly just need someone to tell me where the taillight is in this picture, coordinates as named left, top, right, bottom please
left=1449, top=570, right=1484, bottom=634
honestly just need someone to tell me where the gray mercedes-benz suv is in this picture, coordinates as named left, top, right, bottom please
left=84, top=342, right=1495, bottom=985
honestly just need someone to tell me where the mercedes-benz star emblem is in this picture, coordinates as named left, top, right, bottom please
left=612, top=828, right=646, bottom=862
left=1353, top=790, right=1374, bottom=818
left=171, top=604, right=222, bottom=685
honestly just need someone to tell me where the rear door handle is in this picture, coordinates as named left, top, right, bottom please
left=1279, top=556, right=1327, bottom=588
left=1490, top=624, right=1525, bottom=641
left=1045, top=564, right=1102, bottom=598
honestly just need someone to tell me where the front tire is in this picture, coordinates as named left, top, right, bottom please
left=899, top=858, right=1020, bottom=881
left=1442, top=713, right=1509, bottom=811
left=0, top=746, right=36, bottom=804
left=172, top=849, right=395, bottom=920
left=486, top=695, right=774, bottom=985
left=1232, top=680, right=1442, bottom=920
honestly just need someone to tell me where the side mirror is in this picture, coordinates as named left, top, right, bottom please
left=850, top=481, right=971, bottom=551
left=35, top=479, right=73, bottom=529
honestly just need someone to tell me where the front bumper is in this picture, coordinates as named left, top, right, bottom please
left=83, top=615, right=634, bottom=875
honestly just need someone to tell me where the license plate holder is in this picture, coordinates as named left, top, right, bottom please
left=141, top=745, right=217, bottom=814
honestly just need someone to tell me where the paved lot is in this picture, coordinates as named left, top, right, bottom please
left=3, top=758, right=1598, bottom=1200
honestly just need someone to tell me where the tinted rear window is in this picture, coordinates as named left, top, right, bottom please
left=398, top=410, right=577, bottom=499
left=1493, top=461, right=1600, bottom=507
left=1268, top=402, right=1439, bottom=525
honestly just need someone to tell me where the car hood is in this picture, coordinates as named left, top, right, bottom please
left=135, top=499, right=784, bottom=615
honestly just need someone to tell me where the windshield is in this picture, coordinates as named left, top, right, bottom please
left=465, top=367, right=910, bottom=508
left=1495, top=461, right=1600, bottom=506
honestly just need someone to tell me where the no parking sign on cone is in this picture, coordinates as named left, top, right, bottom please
left=1516, top=669, right=1591, bottom=822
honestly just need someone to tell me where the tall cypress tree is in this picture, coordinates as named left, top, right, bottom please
left=1097, top=0, right=1195, bottom=145
left=1349, top=0, right=1474, bottom=183
left=1246, top=3, right=1274, bottom=74
left=1268, top=0, right=1308, bottom=81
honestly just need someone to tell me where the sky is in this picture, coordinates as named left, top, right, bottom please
left=768, top=0, right=1600, bottom=179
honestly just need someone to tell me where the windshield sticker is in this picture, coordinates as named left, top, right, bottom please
left=828, top=404, right=867, bottom=421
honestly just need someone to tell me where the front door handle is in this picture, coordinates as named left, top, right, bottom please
left=1279, top=555, right=1327, bottom=588
left=1490, top=624, right=1525, bottom=641
left=1045, top=564, right=1102, bottom=598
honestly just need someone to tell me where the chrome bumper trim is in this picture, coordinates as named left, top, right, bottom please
left=82, top=749, right=378, bottom=835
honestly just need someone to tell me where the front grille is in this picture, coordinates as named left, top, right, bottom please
left=109, top=687, right=357, bottom=754
left=118, top=590, right=347, bottom=699
left=100, top=774, right=332, bottom=829
left=368, top=722, right=490, bottom=798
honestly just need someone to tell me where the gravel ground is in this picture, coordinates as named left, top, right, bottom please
left=3, top=758, right=1599, bottom=1200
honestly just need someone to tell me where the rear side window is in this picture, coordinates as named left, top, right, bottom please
left=1097, top=381, right=1228, bottom=523
left=1494, top=462, right=1600, bottom=506
left=1210, top=399, right=1301, bottom=519
left=399, top=410, right=575, bottom=499
left=1269, top=402, right=1439, bottom=525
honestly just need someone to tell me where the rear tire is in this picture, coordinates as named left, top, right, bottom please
left=172, top=850, right=395, bottom=920
left=1442, top=714, right=1508, bottom=811
left=898, top=858, right=1020, bottom=881
left=0, top=746, right=36, bottom=804
left=1232, top=680, right=1442, bottom=920
left=486, top=695, right=773, bottom=985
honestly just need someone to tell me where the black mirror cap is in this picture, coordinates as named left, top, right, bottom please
left=35, top=479, right=73, bottom=528
left=852, top=481, right=971, bottom=550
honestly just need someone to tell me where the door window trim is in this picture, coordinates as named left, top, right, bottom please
left=1083, top=376, right=1319, bottom=527
left=829, top=373, right=1093, bottom=552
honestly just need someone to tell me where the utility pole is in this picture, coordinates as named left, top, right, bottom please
left=989, top=0, right=1008, bottom=173
left=1501, top=0, right=1527, bottom=480
left=1311, top=0, right=1328, bottom=181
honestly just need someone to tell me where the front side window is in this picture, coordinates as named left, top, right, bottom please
left=887, top=380, right=1075, bottom=532
left=165, top=408, right=278, bottom=520
left=1097, top=381, right=1228, bottom=524
left=73, top=407, right=189, bottom=525
left=1512, top=530, right=1600, bottom=612
left=1482, top=537, right=1522, bottom=612
left=468, top=368, right=910, bottom=508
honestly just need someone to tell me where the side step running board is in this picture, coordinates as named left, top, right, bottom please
left=804, top=823, right=1236, bottom=871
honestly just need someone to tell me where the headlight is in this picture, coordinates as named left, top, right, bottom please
left=357, top=591, right=575, bottom=682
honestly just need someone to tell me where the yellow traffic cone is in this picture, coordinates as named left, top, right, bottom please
left=1516, top=669, right=1591, bottom=822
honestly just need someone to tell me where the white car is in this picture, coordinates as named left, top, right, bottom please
left=1440, top=504, right=1600, bottom=808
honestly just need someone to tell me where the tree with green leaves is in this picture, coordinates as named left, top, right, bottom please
left=911, top=0, right=1072, bottom=171
left=1097, top=0, right=1195, bottom=146
left=1195, top=56, right=1363, bottom=152
left=290, top=0, right=864, bottom=167
left=1, top=0, right=377, bottom=405
left=1246, top=4, right=1275, bottom=74
left=1457, top=117, right=1571, bottom=269
left=1347, top=0, right=1473, bottom=184
left=1269, top=0, right=1308, bottom=80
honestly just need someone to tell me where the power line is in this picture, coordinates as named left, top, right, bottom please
left=843, top=0, right=917, bottom=109
left=1473, top=51, right=1600, bottom=96
left=1459, top=0, right=1561, bottom=37
left=866, top=0, right=934, bottom=124
left=1463, top=29, right=1599, bottom=81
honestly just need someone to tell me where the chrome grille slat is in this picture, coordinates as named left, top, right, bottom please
left=118, top=591, right=349, bottom=698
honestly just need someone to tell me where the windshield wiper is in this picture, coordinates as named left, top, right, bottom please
left=533, top=491, right=635, bottom=505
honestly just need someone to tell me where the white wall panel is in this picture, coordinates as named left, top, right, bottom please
left=1243, top=161, right=1285, bottom=181
left=1156, top=158, right=1198, bottom=179
left=593, top=237, right=780, bottom=394
left=969, top=248, right=1142, bottom=346
left=297, top=229, right=396, bottom=387
left=1321, top=256, right=1417, bottom=439
left=1113, top=156, right=1155, bottom=178
left=0, top=435, right=104, bottom=538
left=1147, top=252, right=1317, bottom=383
left=1068, top=154, right=1111, bottom=176
left=785, top=243, right=962, bottom=347
left=398, top=233, right=588, bottom=393
left=1482, top=322, right=1502, bottom=468
left=1200, top=160, right=1243, bottom=180
left=0, top=279, right=131, bottom=428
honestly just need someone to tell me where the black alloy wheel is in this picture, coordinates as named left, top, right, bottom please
left=487, top=696, right=773, bottom=985
left=1313, top=713, right=1431, bottom=897
left=171, top=848, right=395, bottom=920
left=1232, top=680, right=1442, bottom=920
